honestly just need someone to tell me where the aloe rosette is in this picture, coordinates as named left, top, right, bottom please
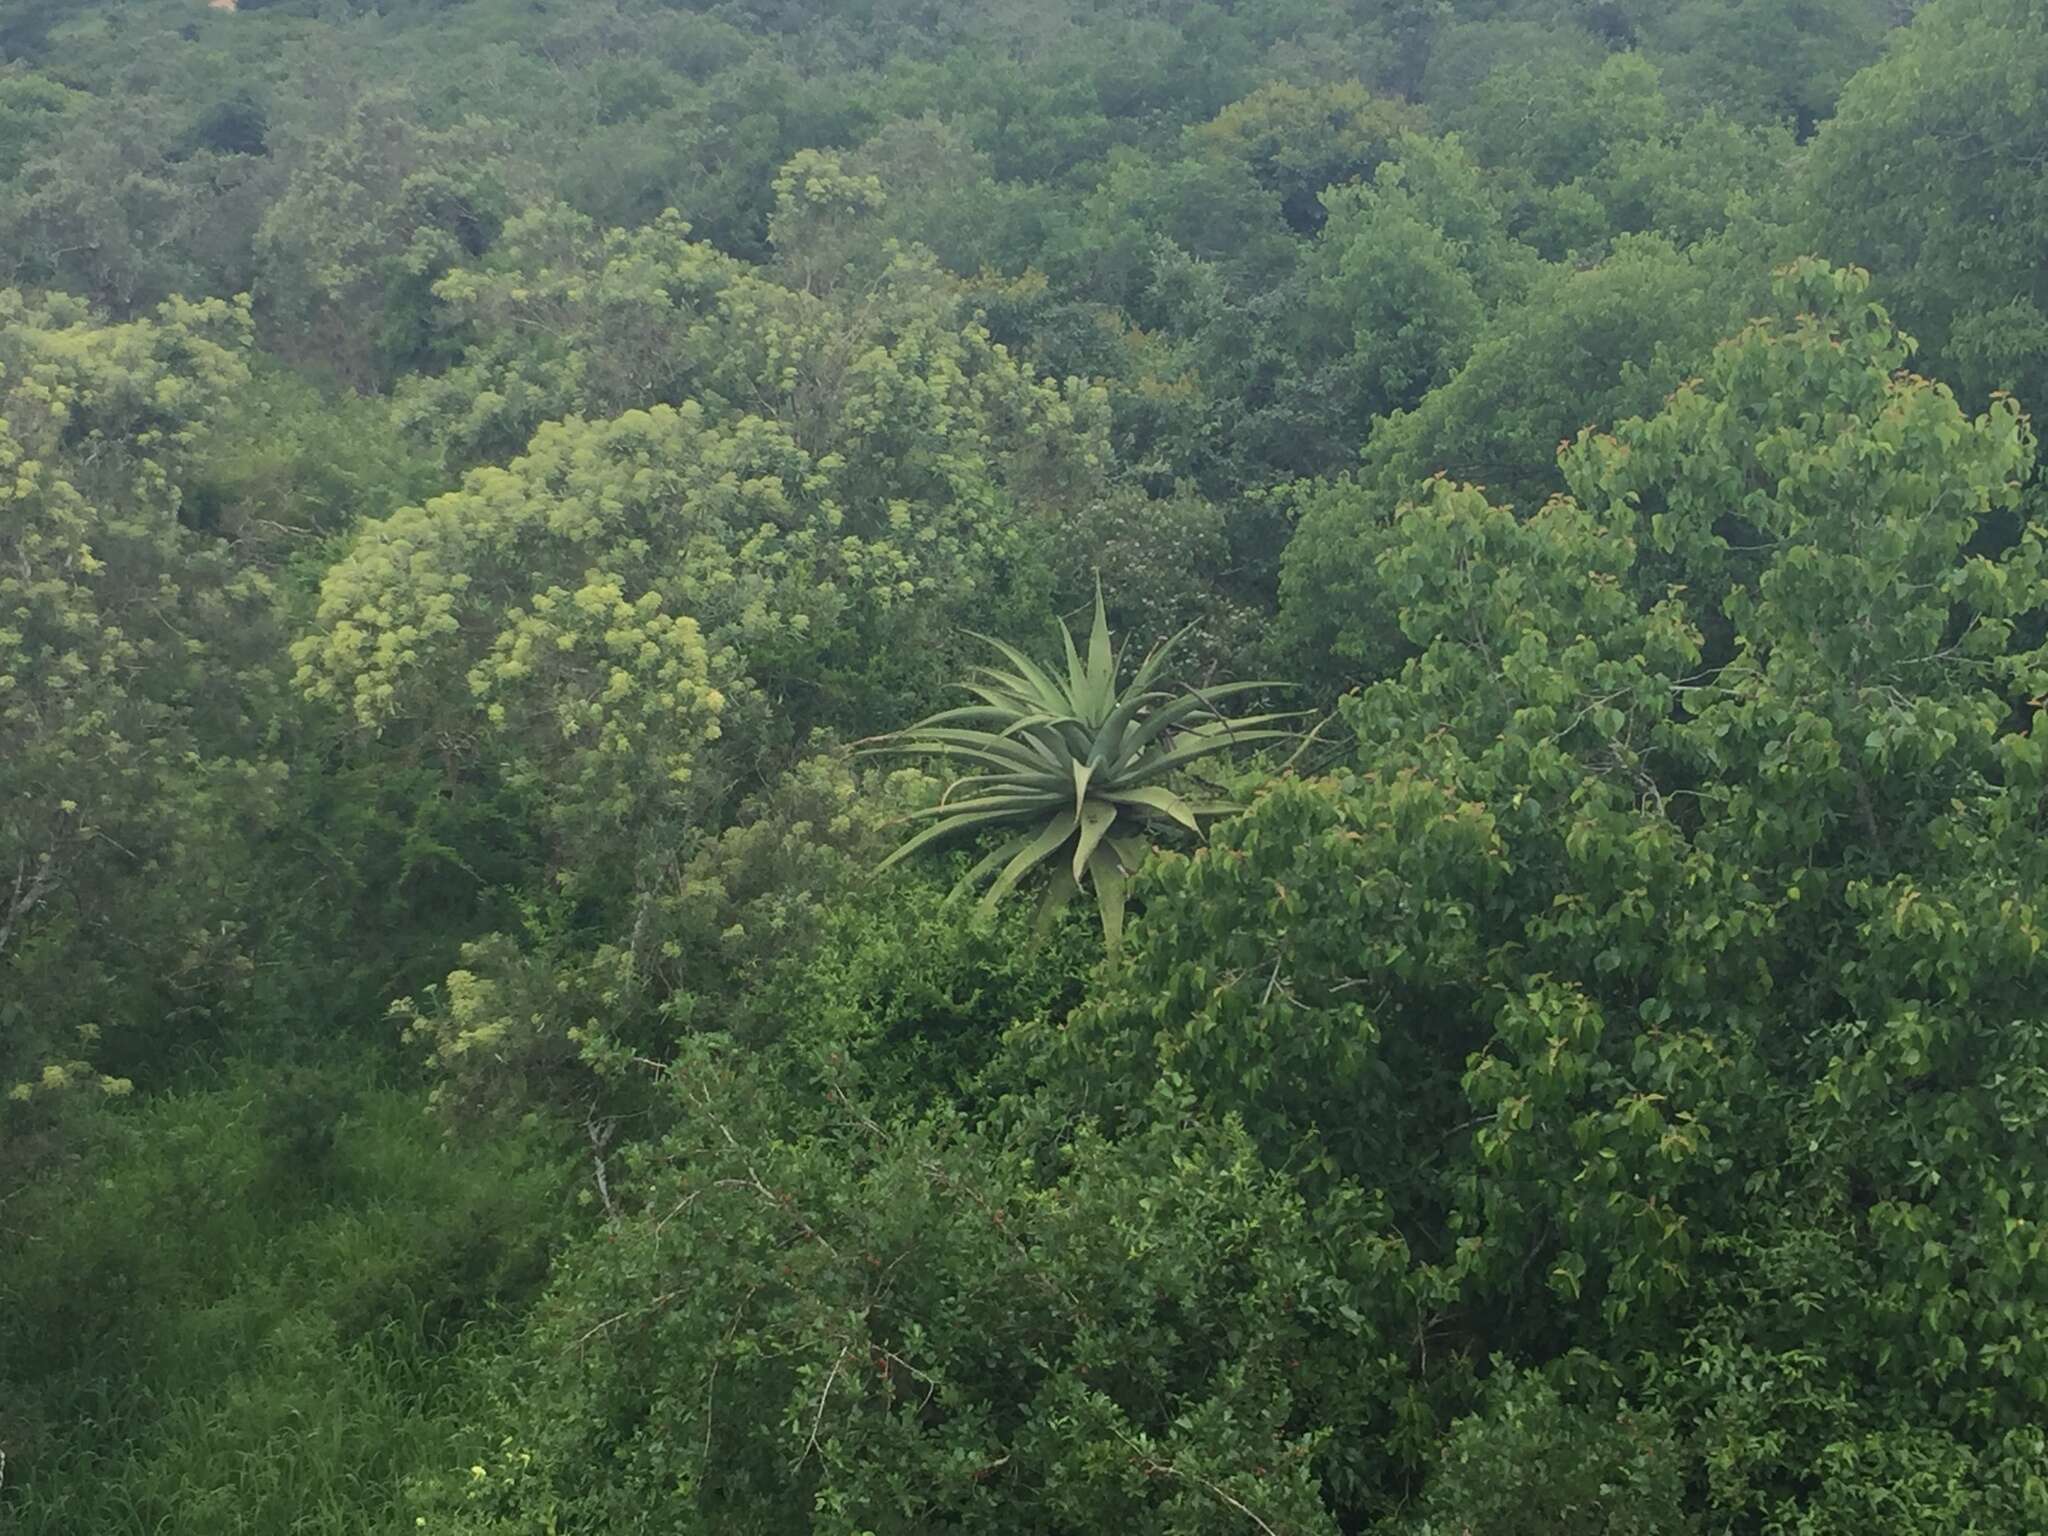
left=874, top=591, right=1293, bottom=945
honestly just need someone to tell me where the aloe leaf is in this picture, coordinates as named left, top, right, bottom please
left=1114, top=693, right=1216, bottom=762
left=1060, top=615, right=1089, bottom=708
left=970, top=634, right=1073, bottom=714
left=1116, top=686, right=1289, bottom=762
left=1103, top=782, right=1201, bottom=834
left=894, top=727, right=1049, bottom=770
left=1107, top=833, right=1150, bottom=875
left=1087, top=842, right=1127, bottom=952
left=959, top=833, right=1035, bottom=894
left=1126, top=624, right=1194, bottom=693
left=1128, top=728, right=1297, bottom=779
left=1034, top=864, right=1080, bottom=936
left=939, top=772, right=1062, bottom=801
left=982, top=810, right=1079, bottom=910
left=875, top=807, right=1028, bottom=871
left=900, top=792, right=1063, bottom=823
left=1092, top=680, right=1161, bottom=770
left=1084, top=583, right=1115, bottom=721
left=1070, top=797, right=1120, bottom=884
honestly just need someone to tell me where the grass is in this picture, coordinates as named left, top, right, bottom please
left=0, top=1055, right=566, bottom=1534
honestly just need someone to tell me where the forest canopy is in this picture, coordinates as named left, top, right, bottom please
left=4, top=1, right=2048, bottom=1533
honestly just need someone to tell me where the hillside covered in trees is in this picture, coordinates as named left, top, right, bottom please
left=4, top=0, right=2048, bottom=1530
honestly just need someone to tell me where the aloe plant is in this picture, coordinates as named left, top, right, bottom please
left=874, top=592, right=1293, bottom=946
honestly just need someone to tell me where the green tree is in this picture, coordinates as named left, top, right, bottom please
left=0, top=71, right=75, bottom=182
left=1068, top=261, right=2048, bottom=1522
left=1626, top=0, right=1889, bottom=132
left=255, top=90, right=521, bottom=387
left=1304, top=134, right=1537, bottom=424
left=1192, top=79, right=1422, bottom=234
left=1801, top=0, right=2048, bottom=410
left=1, top=290, right=283, bottom=1104
left=306, top=225, right=1119, bottom=1113
left=413, top=1033, right=1371, bottom=1536
left=0, top=93, right=273, bottom=313
left=1278, top=230, right=1781, bottom=689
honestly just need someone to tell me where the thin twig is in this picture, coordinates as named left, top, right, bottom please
left=1110, top=1426, right=1287, bottom=1536
left=793, top=1347, right=854, bottom=1471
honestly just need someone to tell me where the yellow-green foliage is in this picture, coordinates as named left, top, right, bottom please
left=1, top=290, right=284, bottom=1098
left=473, top=575, right=723, bottom=819
left=300, top=220, right=1113, bottom=880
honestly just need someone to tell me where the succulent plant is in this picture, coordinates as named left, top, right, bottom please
left=874, top=590, right=1293, bottom=945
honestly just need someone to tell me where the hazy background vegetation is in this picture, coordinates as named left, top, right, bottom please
left=4, top=0, right=2047, bottom=1531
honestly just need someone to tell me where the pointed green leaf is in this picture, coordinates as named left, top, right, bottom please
left=1092, top=684, right=1162, bottom=771
left=1103, top=783, right=1202, bottom=834
left=1126, top=624, right=1194, bottom=693
left=1035, top=865, right=1080, bottom=936
left=970, top=634, right=1073, bottom=714
left=901, top=792, right=1062, bottom=822
left=1135, top=728, right=1297, bottom=779
left=1071, top=797, right=1121, bottom=884
left=1107, top=833, right=1150, bottom=875
left=876, top=808, right=1026, bottom=872
left=958, top=833, right=1035, bottom=894
left=1060, top=614, right=1089, bottom=709
left=981, top=810, right=1079, bottom=910
left=1087, top=842, right=1127, bottom=951
left=1116, top=686, right=1289, bottom=762
left=1085, top=582, right=1115, bottom=721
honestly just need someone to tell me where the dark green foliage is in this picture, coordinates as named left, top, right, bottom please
left=1802, top=0, right=2048, bottom=409
left=1398, top=1371, right=1690, bottom=1535
left=411, top=1036, right=1368, bottom=1536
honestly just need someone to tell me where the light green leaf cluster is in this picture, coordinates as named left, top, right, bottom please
left=1802, top=0, right=2048, bottom=407
left=1, top=288, right=283, bottom=1098
left=392, top=203, right=750, bottom=467
left=471, top=573, right=724, bottom=831
left=303, top=200, right=1114, bottom=889
left=255, top=95, right=523, bottom=386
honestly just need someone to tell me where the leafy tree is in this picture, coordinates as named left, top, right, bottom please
left=254, top=90, right=523, bottom=387
left=1304, top=133, right=1538, bottom=421
left=390, top=202, right=749, bottom=468
left=1625, top=0, right=1889, bottom=132
left=1063, top=261, right=2048, bottom=1523
left=307, top=211, right=1124, bottom=1116
left=0, top=93, right=274, bottom=313
left=11, top=1, right=2048, bottom=1530
left=1278, top=229, right=1781, bottom=689
left=413, top=1034, right=1374, bottom=1536
left=1192, top=79, right=1422, bottom=234
left=0, top=71, right=75, bottom=181
left=1397, top=1371, right=1689, bottom=1535
left=1, top=290, right=283, bottom=1105
left=1440, top=50, right=1793, bottom=256
left=310, top=256, right=1112, bottom=841
left=1801, top=0, right=2048, bottom=409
